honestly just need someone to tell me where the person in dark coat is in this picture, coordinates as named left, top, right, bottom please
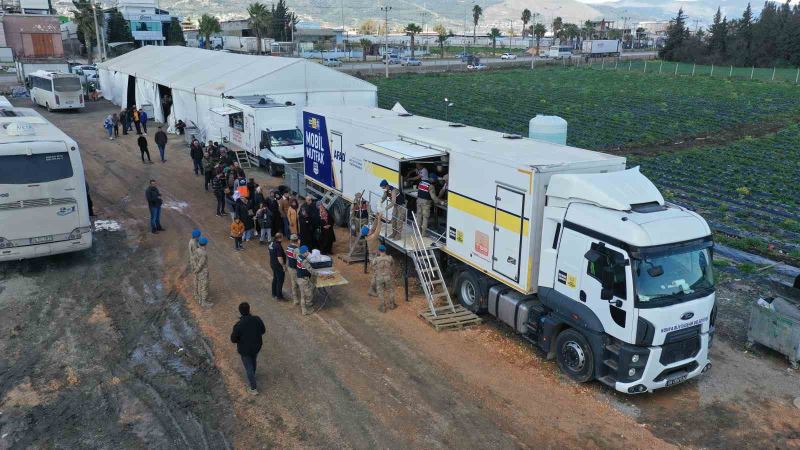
left=120, top=108, right=128, bottom=135
left=230, top=302, right=266, bottom=394
left=190, top=139, right=204, bottom=175
left=267, top=190, right=282, bottom=238
left=145, top=179, right=164, bottom=233
left=268, top=233, right=286, bottom=300
left=138, top=135, right=152, bottom=163
left=298, top=195, right=317, bottom=249
left=236, top=197, right=255, bottom=241
left=317, top=203, right=336, bottom=255
left=154, top=126, right=168, bottom=162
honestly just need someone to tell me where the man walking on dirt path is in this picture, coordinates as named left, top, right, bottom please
left=145, top=179, right=164, bottom=234
left=154, top=126, right=168, bottom=163
left=193, top=237, right=212, bottom=308
left=286, top=234, right=301, bottom=306
left=372, top=245, right=396, bottom=312
left=295, top=246, right=315, bottom=315
left=138, top=135, right=152, bottom=163
left=269, top=233, right=287, bottom=300
left=188, top=229, right=201, bottom=271
left=230, top=302, right=266, bottom=395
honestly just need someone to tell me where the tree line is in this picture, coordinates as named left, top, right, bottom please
left=660, top=2, right=800, bottom=67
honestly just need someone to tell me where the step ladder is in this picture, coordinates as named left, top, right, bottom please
left=232, top=148, right=252, bottom=169
left=409, top=212, right=455, bottom=317
left=319, top=189, right=339, bottom=211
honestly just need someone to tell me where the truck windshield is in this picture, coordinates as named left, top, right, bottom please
left=634, top=245, right=714, bottom=307
left=270, top=129, right=303, bottom=147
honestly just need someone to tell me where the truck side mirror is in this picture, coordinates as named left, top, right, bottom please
left=601, top=288, right=614, bottom=301
left=584, top=248, right=603, bottom=263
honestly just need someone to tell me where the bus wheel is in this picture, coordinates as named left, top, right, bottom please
left=555, top=329, right=594, bottom=383
left=45, top=102, right=51, bottom=112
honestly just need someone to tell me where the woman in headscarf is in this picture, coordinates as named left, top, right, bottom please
left=317, top=203, right=336, bottom=254
left=287, top=198, right=299, bottom=237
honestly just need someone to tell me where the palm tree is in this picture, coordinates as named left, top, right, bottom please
left=247, top=2, right=271, bottom=54
left=404, top=23, right=422, bottom=57
left=552, top=16, right=563, bottom=40
left=488, top=27, right=501, bottom=55
left=521, top=9, right=531, bottom=38
left=359, top=38, right=372, bottom=61
left=563, top=23, right=580, bottom=48
left=583, top=20, right=595, bottom=41
left=71, top=0, right=100, bottom=63
left=433, top=24, right=452, bottom=59
left=198, top=14, right=221, bottom=49
left=472, top=4, right=482, bottom=44
left=533, top=23, right=546, bottom=56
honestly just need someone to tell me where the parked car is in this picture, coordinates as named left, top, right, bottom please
left=383, top=54, right=401, bottom=64
left=500, top=53, right=517, bottom=60
left=467, top=63, right=487, bottom=70
left=323, top=58, right=343, bottom=67
left=401, top=57, right=422, bottom=66
left=457, top=52, right=473, bottom=62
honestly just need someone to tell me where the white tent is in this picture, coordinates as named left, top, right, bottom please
left=97, top=46, right=377, bottom=135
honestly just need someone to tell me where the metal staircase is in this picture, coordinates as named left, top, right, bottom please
left=232, top=148, right=252, bottom=169
left=409, top=212, right=455, bottom=317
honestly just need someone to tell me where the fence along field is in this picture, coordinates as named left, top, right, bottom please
left=373, top=67, right=800, bottom=264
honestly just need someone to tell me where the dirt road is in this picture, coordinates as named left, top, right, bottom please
left=1, top=99, right=798, bottom=449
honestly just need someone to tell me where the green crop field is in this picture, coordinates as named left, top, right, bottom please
left=373, top=67, right=800, bottom=263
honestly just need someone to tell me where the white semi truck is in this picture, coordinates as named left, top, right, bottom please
left=581, top=39, right=621, bottom=57
left=302, top=105, right=716, bottom=394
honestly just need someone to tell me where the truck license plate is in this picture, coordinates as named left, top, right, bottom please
left=665, top=374, right=687, bottom=387
left=31, top=235, right=53, bottom=244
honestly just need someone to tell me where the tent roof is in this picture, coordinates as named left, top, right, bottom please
left=97, top=46, right=376, bottom=97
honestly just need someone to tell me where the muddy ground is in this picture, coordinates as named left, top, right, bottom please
left=1, top=99, right=798, bottom=449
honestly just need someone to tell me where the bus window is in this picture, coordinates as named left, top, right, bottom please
left=52, top=77, right=81, bottom=91
left=0, top=152, right=73, bottom=184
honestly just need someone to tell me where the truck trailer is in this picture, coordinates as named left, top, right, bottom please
left=302, top=105, right=716, bottom=394
left=581, top=39, right=621, bottom=57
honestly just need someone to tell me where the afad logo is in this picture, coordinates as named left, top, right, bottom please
left=57, top=205, right=76, bottom=216
left=307, top=117, right=320, bottom=130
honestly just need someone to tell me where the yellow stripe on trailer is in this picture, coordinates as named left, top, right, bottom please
left=448, top=191, right=530, bottom=235
left=366, top=161, right=399, bottom=184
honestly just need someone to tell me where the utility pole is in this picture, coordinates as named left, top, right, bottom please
left=508, top=19, right=513, bottom=48
left=92, top=1, right=103, bottom=62
left=381, top=5, right=391, bottom=78
left=531, top=12, right=538, bottom=69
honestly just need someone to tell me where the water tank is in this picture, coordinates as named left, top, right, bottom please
left=528, top=115, right=568, bottom=145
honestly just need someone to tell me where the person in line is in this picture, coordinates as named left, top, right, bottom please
left=287, top=198, right=299, bottom=237
left=230, top=302, right=265, bottom=395
left=266, top=190, right=281, bottom=238
left=256, top=202, right=272, bottom=245
left=154, top=126, right=168, bottom=163
left=379, top=179, right=406, bottom=240
left=268, top=233, right=287, bottom=300
left=295, top=246, right=314, bottom=315
left=145, top=179, right=164, bottom=234
left=317, top=203, right=335, bottom=255
left=139, top=108, right=149, bottom=134
left=415, top=174, right=441, bottom=234
left=371, top=244, right=396, bottom=312
left=350, top=192, right=369, bottom=236
left=235, top=197, right=254, bottom=242
left=278, top=191, right=290, bottom=236
left=132, top=107, right=141, bottom=135
left=298, top=196, right=317, bottom=249
left=103, top=114, right=114, bottom=140
left=112, top=112, right=120, bottom=138
left=230, top=216, right=245, bottom=251
left=212, top=173, right=226, bottom=216
left=193, top=237, right=212, bottom=308
left=203, top=151, right=216, bottom=191
left=120, top=108, right=129, bottom=136
left=190, top=139, right=204, bottom=176
left=188, top=229, right=201, bottom=272
left=285, top=234, right=301, bottom=306
left=224, top=187, right=236, bottom=220
left=137, top=134, right=152, bottom=163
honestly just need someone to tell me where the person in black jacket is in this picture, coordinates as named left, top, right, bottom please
left=212, top=173, right=226, bottom=216
left=154, top=126, right=168, bottom=162
left=230, top=302, right=266, bottom=394
left=138, top=135, right=152, bottom=163
left=190, top=139, right=204, bottom=175
left=145, top=179, right=164, bottom=233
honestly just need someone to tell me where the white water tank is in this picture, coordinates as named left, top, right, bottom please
left=529, top=115, right=568, bottom=145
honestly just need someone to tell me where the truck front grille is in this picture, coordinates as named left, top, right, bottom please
left=660, top=325, right=701, bottom=365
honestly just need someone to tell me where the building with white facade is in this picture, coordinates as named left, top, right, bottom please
left=114, top=0, right=173, bottom=46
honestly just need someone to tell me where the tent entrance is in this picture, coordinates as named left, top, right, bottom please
left=126, top=75, right=136, bottom=107
left=157, top=84, right=172, bottom=120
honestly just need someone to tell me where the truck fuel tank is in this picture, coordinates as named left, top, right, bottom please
left=488, top=285, right=540, bottom=334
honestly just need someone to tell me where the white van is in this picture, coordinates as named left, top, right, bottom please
left=548, top=46, right=573, bottom=59
left=29, top=71, right=84, bottom=111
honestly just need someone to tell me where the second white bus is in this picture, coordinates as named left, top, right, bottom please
left=29, top=70, right=84, bottom=111
left=0, top=98, right=92, bottom=261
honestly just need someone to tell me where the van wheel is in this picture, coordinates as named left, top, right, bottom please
left=45, top=102, right=51, bottom=112
left=267, top=161, right=280, bottom=177
left=456, top=270, right=485, bottom=313
left=332, top=199, right=349, bottom=227
left=555, top=329, right=594, bottom=383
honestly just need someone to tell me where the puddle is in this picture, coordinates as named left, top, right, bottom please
left=94, top=220, right=122, bottom=232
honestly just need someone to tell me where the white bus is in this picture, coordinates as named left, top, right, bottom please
left=0, top=98, right=92, bottom=261
left=29, top=70, right=84, bottom=111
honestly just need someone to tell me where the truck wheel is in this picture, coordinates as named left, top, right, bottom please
left=456, top=270, right=485, bottom=313
left=332, top=199, right=349, bottom=227
left=555, top=329, right=594, bottom=383
left=268, top=161, right=281, bottom=177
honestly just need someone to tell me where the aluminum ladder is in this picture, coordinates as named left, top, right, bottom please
left=409, top=211, right=455, bottom=317
left=232, top=148, right=252, bottom=169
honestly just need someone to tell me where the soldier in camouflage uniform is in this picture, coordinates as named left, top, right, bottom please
left=295, top=245, right=315, bottom=315
left=371, top=244, right=395, bottom=312
left=188, top=229, right=201, bottom=272
left=193, top=237, right=212, bottom=308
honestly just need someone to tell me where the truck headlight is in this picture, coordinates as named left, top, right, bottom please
left=631, top=354, right=640, bottom=363
left=0, top=238, right=12, bottom=248
left=628, top=368, right=637, bottom=377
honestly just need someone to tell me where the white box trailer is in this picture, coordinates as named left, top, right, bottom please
left=581, top=39, right=621, bottom=57
left=302, top=106, right=626, bottom=294
left=302, top=105, right=717, bottom=395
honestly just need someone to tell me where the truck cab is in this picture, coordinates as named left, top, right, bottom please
left=536, top=169, right=715, bottom=393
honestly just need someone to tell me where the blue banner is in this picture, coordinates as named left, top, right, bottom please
left=303, top=112, right=334, bottom=188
